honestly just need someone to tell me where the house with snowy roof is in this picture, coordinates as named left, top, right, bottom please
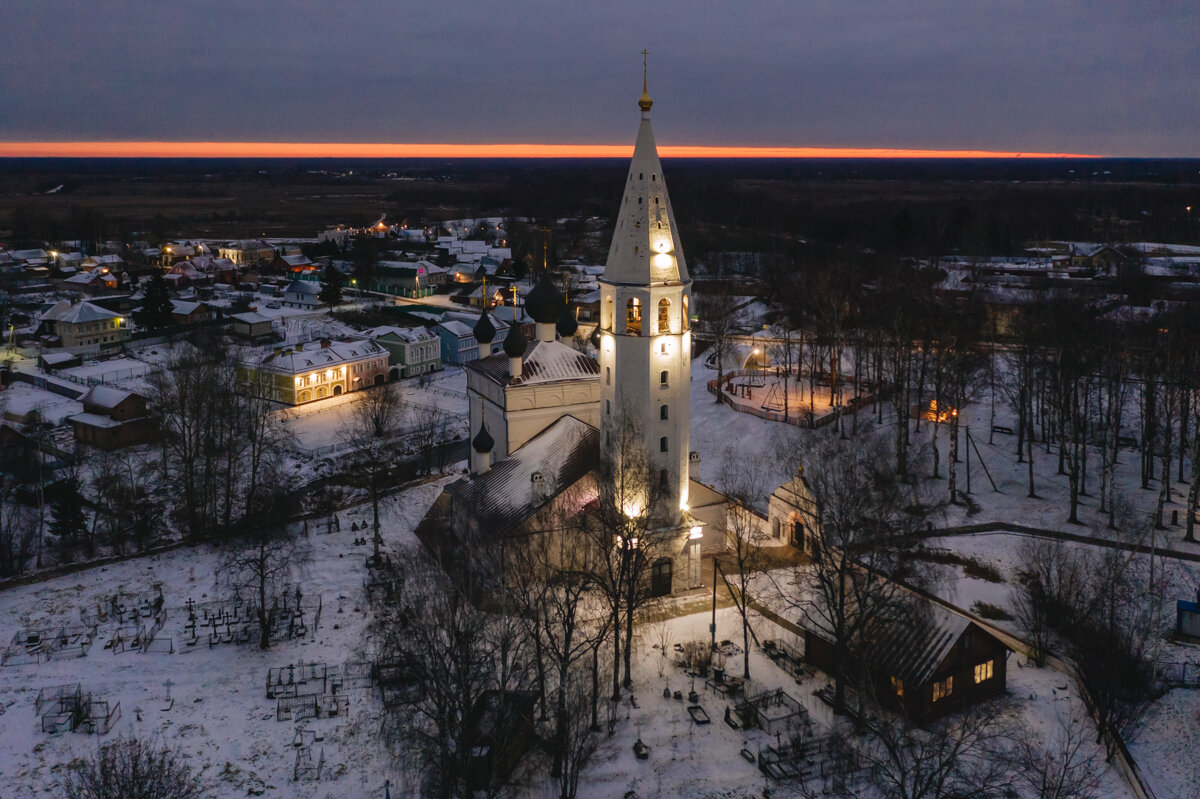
left=69, top=386, right=153, bottom=450
left=361, top=326, right=442, bottom=379
left=435, top=319, right=484, bottom=365
left=61, top=269, right=119, bottom=297
left=282, top=279, right=321, bottom=309
left=239, top=338, right=389, bottom=405
left=39, top=300, right=131, bottom=352
left=219, top=240, right=276, bottom=265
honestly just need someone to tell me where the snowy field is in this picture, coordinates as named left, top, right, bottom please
left=0, top=478, right=453, bottom=798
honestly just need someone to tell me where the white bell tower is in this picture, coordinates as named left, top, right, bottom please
left=598, top=58, right=693, bottom=527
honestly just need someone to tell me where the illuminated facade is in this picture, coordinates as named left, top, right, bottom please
left=240, top=338, right=389, bottom=405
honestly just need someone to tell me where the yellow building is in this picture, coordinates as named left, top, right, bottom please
left=241, top=338, right=389, bottom=405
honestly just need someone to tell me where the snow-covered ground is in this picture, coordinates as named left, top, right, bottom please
left=0, top=478, right=453, bottom=798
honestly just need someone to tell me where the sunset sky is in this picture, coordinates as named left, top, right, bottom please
left=1, top=1, right=1196, bottom=157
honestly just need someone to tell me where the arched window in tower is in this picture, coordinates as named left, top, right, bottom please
left=660, top=370, right=668, bottom=386
left=682, top=295, right=690, bottom=331
left=657, top=298, right=671, bottom=334
left=659, top=404, right=668, bottom=420
left=605, top=297, right=613, bottom=329
left=660, top=436, right=668, bottom=452
left=625, top=298, right=641, bottom=335
left=606, top=366, right=611, bottom=385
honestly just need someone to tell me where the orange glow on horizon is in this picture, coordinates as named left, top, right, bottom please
left=0, top=141, right=1100, bottom=159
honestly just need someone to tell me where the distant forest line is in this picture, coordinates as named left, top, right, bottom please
left=1, top=157, right=1197, bottom=264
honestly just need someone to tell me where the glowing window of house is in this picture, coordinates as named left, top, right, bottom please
left=890, top=676, right=904, bottom=697
left=657, top=298, right=670, bottom=333
left=931, top=676, right=953, bottom=702
left=625, top=298, right=641, bottom=335
left=973, top=660, right=994, bottom=684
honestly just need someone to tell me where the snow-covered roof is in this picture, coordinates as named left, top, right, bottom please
left=363, top=325, right=436, bottom=343
left=230, top=311, right=271, bottom=324
left=464, top=339, right=599, bottom=387
left=171, top=300, right=205, bottom=315
left=437, top=320, right=474, bottom=338
left=257, top=339, right=385, bottom=373
left=285, top=280, right=320, bottom=295
left=81, top=385, right=136, bottom=411
left=448, top=415, right=598, bottom=535
left=40, top=300, right=121, bottom=324
left=69, top=412, right=122, bottom=429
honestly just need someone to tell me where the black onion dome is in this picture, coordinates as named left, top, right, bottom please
left=503, top=319, right=527, bottom=357
left=472, top=308, right=496, bottom=344
left=589, top=325, right=602, bottom=349
left=556, top=305, right=578, bottom=338
left=471, top=419, right=494, bottom=453
left=525, top=277, right=564, bottom=324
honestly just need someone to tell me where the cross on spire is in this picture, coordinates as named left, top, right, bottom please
left=639, top=49, right=653, bottom=112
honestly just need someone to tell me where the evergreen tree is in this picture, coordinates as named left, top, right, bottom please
left=318, top=263, right=344, bottom=308
left=137, top=272, right=173, bottom=330
left=50, top=479, right=88, bottom=563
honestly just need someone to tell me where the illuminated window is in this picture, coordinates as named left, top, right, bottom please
left=657, top=298, right=670, bottom=333
left=890, top=676, right=904, bottom=697
left=973, top=660, right=994, bottom=684
left=932, top=676, right=953, bottom=702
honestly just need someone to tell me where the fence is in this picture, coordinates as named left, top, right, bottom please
left=1155, top=661, right=1200, bottom=688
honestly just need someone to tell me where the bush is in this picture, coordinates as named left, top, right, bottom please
left=58, top=735, right=203, bottom=799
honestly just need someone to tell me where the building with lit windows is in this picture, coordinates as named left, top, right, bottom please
left=240, top=338, right=389, bottom=405
left=38, top=300, right=131, bottom=353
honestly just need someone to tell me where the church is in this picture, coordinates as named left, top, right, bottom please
left=418, top=74, right=729, bottom=596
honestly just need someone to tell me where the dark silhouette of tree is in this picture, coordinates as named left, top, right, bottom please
left=136, top=272, right=173, bottom=330
left=318, top=263, right=344, bottom=308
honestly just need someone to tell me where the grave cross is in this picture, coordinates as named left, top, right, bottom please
left=163, top=679, right=174, bottom=702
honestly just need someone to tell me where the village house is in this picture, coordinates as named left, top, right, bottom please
left=69, top=386, right=154, bottom=450
left=361, top=326, right=442, bottom=379
left=170, top=300, right=212, bottom=327
left=219, top=240, right=276, bottom=266
left=38, top=300, right=131, bottom=353
left=282, top=279, right=322, bottom=309
left=368, top=261, right=437, bottom=298
left=240, top=338, right=389, bottom=405
left=435, top=319, right=483, bottom=365
left=60, top=268, right=119, bottom=297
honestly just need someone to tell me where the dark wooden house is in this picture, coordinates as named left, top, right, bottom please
left=69, top=386, right=154, bottom=450
left=802, top=597, right=1009, bottom=724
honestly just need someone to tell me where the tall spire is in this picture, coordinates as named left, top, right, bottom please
left=639, top=49, right=653, bottom=112
left=600, top=59, right=688, bottom=287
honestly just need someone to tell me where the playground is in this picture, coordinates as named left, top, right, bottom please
left=707, top=368, right=882, bottom=429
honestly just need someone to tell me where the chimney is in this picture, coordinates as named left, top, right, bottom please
left=320, top=339, right=331, bottom=349
left=531, top=471, right=546, bottom=500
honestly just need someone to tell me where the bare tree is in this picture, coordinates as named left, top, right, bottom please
left=57, top=735, right=204, bottom=799
left=695, top=290, right=744, bottom=402
left=506, top=484, right=611, bottom=782
left=770, top=431, right=931, bottom=715
left=0, top=480, right=35, bottom=578
left=1014, top=706, right=1105, bottom=799
left=375, top=546, right=532, bottom=799
left=224, top=478, right=304, bottom=650
left=340, top=383, right=406, bottom=561
left=860, top=700, right=1016, bottom=799
left=715, top=446, right=773, bottom=681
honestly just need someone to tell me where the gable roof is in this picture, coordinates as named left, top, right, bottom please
left=448, top=415, right=598, bottom=535
left=284, top=279, right=320, bottom=295
left=80, top=385, right=136, bottom=411
left=257, top=338, right=385, bottom=372
left=40, top=300, right=121, bottom=324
